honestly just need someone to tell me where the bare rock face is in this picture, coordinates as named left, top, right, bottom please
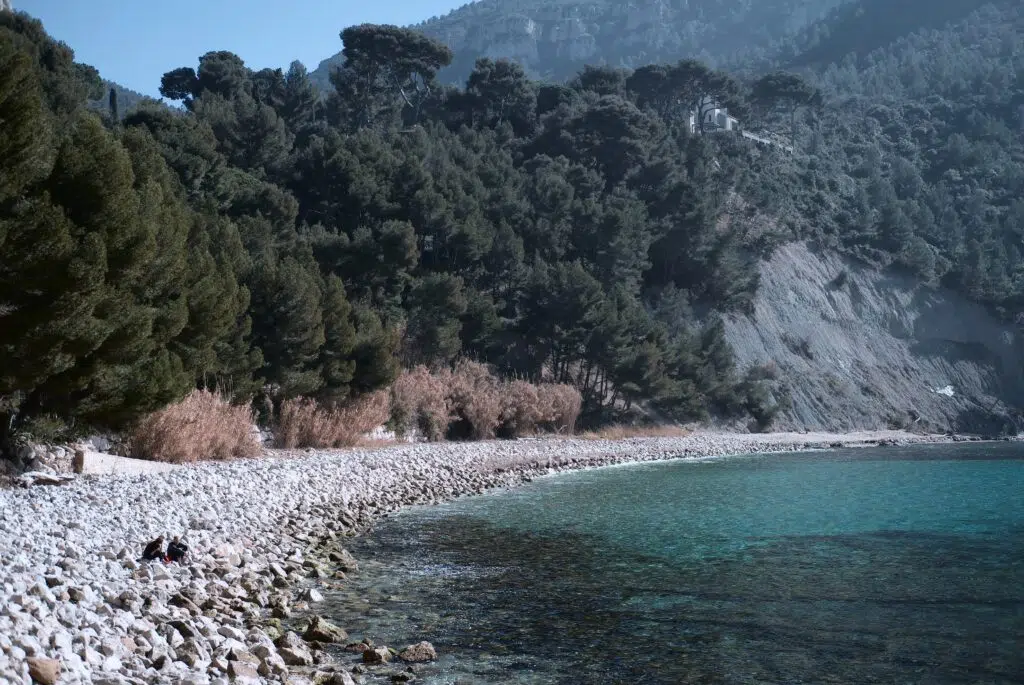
left=722, top=242, right=1024, bottom=434
left=309, top=0, right=849, bottom=90
left=0, top=1, right=12, bottom=13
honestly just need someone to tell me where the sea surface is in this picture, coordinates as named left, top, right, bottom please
left=322, top=443, right=1024, bottom=684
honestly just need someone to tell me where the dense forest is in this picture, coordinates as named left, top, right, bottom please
left=743, top=0, right=1024, bottom=315
left=0, top=10, right=788, bottom=450
left=1, top=0, right=1022, bottom=450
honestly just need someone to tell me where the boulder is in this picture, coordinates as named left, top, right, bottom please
left=362, top=646, right=391, bottom=665
left=325, top=672, right=357, bottom=685
left=257, top=651, right=287, bottom=677
left=302, top=616, right=347, bottom=644
left=278, top=646, right=313, bottom=667
left=26, top=657, right=60, bottom=685
left=328, top=549, right=358, bottom=572
left=178, top=638, right=210, bottom=669
left=217, top=625, right=247, bottom=643
left=227, top=660, right=260, bottom=682
left=272, top=631, right=304, bottom=653
left=300, top=588, right=324, bottom=603
left=398, top=641, right=436, bottom=663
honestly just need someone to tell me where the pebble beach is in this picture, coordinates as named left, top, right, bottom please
left=0, top=430, right=960, bottom=684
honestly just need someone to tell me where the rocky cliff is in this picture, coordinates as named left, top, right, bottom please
left=725, top=243, right=1024, bottom=434
left=310, top=0, right=851, bottom=89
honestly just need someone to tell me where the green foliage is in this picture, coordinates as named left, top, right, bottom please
left=737, top=0, right=1024, bottom=316
left=17, top=0, right=1019, bottom=442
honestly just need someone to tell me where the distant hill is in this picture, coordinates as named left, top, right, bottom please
left=310, top=0, right=853, bottom=90
left=86, top=80, right=161, bottom=120
left=782, top=0, right=998, bottom=68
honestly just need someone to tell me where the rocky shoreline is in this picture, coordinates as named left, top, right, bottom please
left=0, top=430, right=976, bottom=684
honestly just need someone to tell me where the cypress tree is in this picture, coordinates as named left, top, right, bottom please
left=108, top=86, right=119, bottom=122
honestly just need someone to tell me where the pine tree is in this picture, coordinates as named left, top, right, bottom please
left=318, top=274, right=357, bottom=402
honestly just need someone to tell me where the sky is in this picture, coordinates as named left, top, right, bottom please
left=15, top=0, right=471, bottom=97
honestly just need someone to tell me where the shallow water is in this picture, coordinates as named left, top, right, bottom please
left=323, top=443, right=1024, bottom=684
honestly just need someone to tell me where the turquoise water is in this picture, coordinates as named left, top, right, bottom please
left=323, top=444, right=1024, bottom=684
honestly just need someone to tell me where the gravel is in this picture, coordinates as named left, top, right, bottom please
left=0, top=430, right=955, bottom=683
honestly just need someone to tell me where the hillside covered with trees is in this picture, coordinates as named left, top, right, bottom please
left=740, top=0, right=1024, bottom=316
left=0, top=10, right=786, bottom=452
left=1, top=0, right=1022, bottom=450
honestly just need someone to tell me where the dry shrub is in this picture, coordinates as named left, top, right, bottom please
left=390, top=366, right=450, bottom=441
left=580, top=425, right=691, bottom=440
left=537, top=383, right=582, bottom=434
left=275, top=391, right=391, bottom=449
left=500, top=380, right=544, bottom=437
left=446, top=360, right=503, bottom=440
left=129, top=389, right=259, bottom=463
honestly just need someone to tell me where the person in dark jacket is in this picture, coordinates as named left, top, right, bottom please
left=165, top=536, right=189, bottom=563
left=141, top=535, right=165, bottom=561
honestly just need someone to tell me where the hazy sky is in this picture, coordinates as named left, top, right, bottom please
left=15, top=0, right=470, bottom=97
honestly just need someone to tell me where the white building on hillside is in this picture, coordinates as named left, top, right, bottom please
left=687, top=99, right=793, bottom=153
left=688, top=104, right=740, bottom=134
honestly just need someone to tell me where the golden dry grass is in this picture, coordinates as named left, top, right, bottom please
left=274, top=390, right=391, bottom=449
left=391, top=365, right=452, bottom=441
left=129, top=389, right=260, bottom=463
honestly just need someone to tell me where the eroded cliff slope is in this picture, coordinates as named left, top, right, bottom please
left=724, top=243, right=1024, bottom=434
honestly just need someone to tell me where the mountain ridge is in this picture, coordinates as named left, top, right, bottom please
left=310, top=0, right=854, bottom=90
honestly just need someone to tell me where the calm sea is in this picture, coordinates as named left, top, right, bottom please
left=322, top=443, right=1024, bottom=684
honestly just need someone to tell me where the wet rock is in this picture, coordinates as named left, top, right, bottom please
left=302, top=616, right=347, bottom=644
left=362, top=646, right=391, bottom=665
left=324, top=672, right=357, bottom=685
left=300, top=588, right=324, bottom=603
left=328, top=549, right=359, bottom=572
left=26, top=657, right=61, bottom=685
left=398, top=641, right=436, bottom=663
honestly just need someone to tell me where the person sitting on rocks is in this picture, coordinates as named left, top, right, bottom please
left=165, top=535, right=189, bottom=563
left=141, top=535, right=165, bottom=561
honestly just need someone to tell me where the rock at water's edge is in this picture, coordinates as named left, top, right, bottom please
left=303, top=616, right=348, bottom=643
left=363, top=646, right=391, bottom=664
left=399, top=641, right=437, bottom=662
